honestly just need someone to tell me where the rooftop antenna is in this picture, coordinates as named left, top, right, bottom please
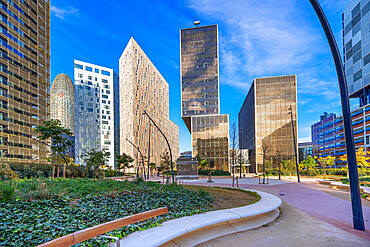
left=194, top=21, right=200, bottom=28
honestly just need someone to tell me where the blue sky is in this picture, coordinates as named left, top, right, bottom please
left=51, top=0, right=351, bottom=152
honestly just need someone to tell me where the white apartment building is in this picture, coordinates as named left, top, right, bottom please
left=74, top=60, right=119, bottom=169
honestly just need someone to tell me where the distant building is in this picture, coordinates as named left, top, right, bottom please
left=311, top=105, right=369, bottom=166
left=50, top=74, right=75, bottom=134
left=119, top=38, right=179, bottom=173
left=50, top=74, right=75, bottom=159
left=239, top=75, right=298, bottom=173
left=298, top=142, right=312, bottom=163
left=343, top=0, right=370, bottom=106
left=180, top=24, right=229, bottom=170
left=74, top=60, right=119, bottom=169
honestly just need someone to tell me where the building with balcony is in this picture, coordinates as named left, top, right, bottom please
left=311, top=106, right=370, bottom=166
left=239, top=75, right=298, bottom=173
left=74, top=60, right=119, bottom=169
left=0, top=0, right=50, bottom=163
left=180, top=24, right=229, bottom=170
left=119, top=37, right=179, bottom=173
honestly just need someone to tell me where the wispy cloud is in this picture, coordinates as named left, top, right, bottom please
left=51, top=5, right=79, bottom=19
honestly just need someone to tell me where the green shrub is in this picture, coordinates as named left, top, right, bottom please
left=0, top=162, right=18, bottom=180
left=198, top=169, right=231, bottom=176
left=0, top=180, right=18, bottom=202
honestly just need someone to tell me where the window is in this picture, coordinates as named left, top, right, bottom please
left=88, top=76, right=92, bottom=80
left=95, top=68, right=99, bottom=73
left=364, top=53, right=370, bottom=66
left=102, top=79, right=108, bottom=83
left=102, top=100, right=106, bottom=104
left=353, top=69, right=362, bottom=82
left=85, top=66, right=92, bottom=72
left=102, top=120, right=109, bottom=124
left=78, top=73, right=83, bottom=78
left=102, top=95, right=108, bottom=99
left=106, top=90, right=110, bottom=94
left=75, top=63, right=83, bottom=69
left=101, top=70, right=110, bottom=76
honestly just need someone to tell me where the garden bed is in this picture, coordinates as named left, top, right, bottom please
left=0, top=178, right=259, bottom=246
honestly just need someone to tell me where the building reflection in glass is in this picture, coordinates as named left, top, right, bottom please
left=192, top=114, right=229, bottom=170
left=239, top=75, right=297, bottom=173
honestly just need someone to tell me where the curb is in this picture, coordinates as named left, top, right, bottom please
left=119, top=189, right=282, bottom=247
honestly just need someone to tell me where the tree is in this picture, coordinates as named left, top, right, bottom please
left=282, top=160, right=295, bottom=178
left=301, top=155, right=316, bottom=170
left=314, top=155, right=335, bottom=175
left=229, top=122, right=238, bottom=186
left=149, top=162, right=157, bottom=175
left=35, top=119, right=73, bottom=157
left=116, top=153, right=134, bottom=174
left=339, top=147, right=370, bottom=169
left=82, top=149, right=110, bottom=178
left=261, top=143, right=269, bottom=184
left=159, top=150, right=171, bottom=178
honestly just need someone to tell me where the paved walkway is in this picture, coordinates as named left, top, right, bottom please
left=197, top=201, right=369, bottom=247
left=179, top=178, right=370, bottom=241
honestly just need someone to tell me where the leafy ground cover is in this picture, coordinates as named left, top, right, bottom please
left=0, top=178, right=260, bottom=246
left=341, top=176, right=370, bottom=187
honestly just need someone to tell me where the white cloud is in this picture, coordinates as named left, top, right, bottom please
left=51, top=5, right=79, bottom=19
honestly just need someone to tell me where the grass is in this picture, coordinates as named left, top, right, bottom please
left=0, top=178, right=260, bottom=247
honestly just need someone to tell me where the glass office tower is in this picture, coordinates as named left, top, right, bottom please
left=180, top=24, right=229, bottom=170
left=239, top=75, right=297, bottom=173
left=343, top=0, right=370, bottom=106
left=0, top=0, right=50, bottom=163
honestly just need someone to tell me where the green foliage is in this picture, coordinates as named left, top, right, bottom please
left=301, top=156, right=316, bottom=169
left=0, top=162, right=18, bottom=180
left=0, top=180, right=18, bottom=202
left=266, top=168, right=370, bottom=177
left=9, top=163, right=53, bottom=179
left=341, top=176, right=370, bottom=187
left=35, top=119, right=73, bottom=155
left=82, top=149, right=110, bottom=178
left=0, top=178, right=213, bottom=246
left=103, top=169, right=126, bottom=177
left=116, top=153, right=134, bottom=174
left=198, top=169, right=231, bottom=176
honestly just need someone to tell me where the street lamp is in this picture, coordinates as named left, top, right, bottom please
left=143, top=110, right=175, bottom=183
left=310, top=0, right=364, bottom=230
left=288, top=106, right=300, bottom=183
left=126, top=138, right=146, bottom=180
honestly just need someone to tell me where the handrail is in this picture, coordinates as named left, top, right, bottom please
left=37, top=207, right=168, bottom=247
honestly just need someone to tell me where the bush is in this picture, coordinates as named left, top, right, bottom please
left=104, top=169, right=126, bottom=177
left=0, top=180, right=18, bottom=202
left=198, top=169, right=231, bottom=176
left=0, top=162, right=18, bottom=180
left=265, top=168, right=370, bottom=177
left=10, top=163, right=53, bottom=178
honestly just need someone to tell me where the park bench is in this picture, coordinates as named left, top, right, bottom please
left=37, top=207, right=168, bottom=247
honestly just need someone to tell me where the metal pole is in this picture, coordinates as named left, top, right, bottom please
left=288, top=107, right=300, bottom=183
left=278, top=152, right=281, bottom=180
left=309, top=0, right=364, bottom=231
left=239, top=150, right=242, bottom=178
left=126, top=138, right=146, bottom=180
left=143, top=111, right=175, bottom=183
left=208, top=151, right=212, bottom=182
left=147, top=122, right=151, bottom=180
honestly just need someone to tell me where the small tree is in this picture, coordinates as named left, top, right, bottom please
left=339, top=147, right=370, bottom=169
left=301, top=155, right=316, bottom=170
left=82, top=149, right=110, bottom=178
left=116, top=153, right=134, bottom=174
left=314, top=155, right=335, bottom=175
left=160, top=151, right=171, bottom=181
left=282, top=160, right=295, bottom=178
left=149, top=162, right=157, bottom=175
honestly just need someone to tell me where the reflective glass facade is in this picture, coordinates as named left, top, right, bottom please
left=180, top=25, right=229, bottom=170
left=343, top=0, right=370, bottom=105
left=239, top=75, right=297, bottom=173
left=191, top=114, right=229, bottom=170
left=0, top=0, right=50, bottom=163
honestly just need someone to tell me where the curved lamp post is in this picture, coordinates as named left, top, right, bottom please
left=288, top=106, right=300, bottom=183
left=143, top=110, right=175, bottom=183
left=126, top=138, right=146, bottom=179
left=310, top=0, right=364, bottom=230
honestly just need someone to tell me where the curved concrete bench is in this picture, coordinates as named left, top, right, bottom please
left=119, top=189, right=282, bottom=247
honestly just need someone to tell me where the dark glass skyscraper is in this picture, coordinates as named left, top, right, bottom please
left=239, top=75, right=297, bottom=173
left=0, top=0, right=50, bottom=163
left=180, top=24, right=229, bottom=170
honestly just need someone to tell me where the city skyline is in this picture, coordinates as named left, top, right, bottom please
left=51, top=0, right=350, bottom=152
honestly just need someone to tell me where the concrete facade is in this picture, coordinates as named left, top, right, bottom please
left=119, top=37, right=179, bottom=172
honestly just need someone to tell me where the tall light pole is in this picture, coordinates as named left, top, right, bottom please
left=143, top=110, right=175, bottom=183
left=310, top=0, right=364, bottom=230
left=126, top=138, right=146, bottom=180
left=288, top=106, right=300, bottom=183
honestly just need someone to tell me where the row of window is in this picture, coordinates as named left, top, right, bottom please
left=75, top=63, right=111, bottom=76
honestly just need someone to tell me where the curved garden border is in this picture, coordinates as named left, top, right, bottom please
left=119, top=189, right=282, bottom=247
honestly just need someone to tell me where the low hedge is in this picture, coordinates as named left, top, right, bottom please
left=198, top=169, right=231, bottom=176
left=266, top=168, right=370, bottom=177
